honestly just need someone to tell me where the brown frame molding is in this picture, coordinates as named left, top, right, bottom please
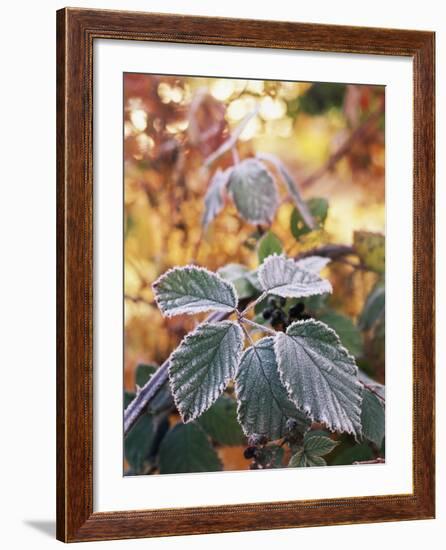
left=56, top=7, right=435, bottom=542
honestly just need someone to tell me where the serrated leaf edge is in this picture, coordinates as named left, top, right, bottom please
left=258, top=254, right=333, bottom=296
left=152, top=265, right=239, bottom=318
left=168, top=320, right=245, bottom=423
left=274, top=319, right=363, bottom=439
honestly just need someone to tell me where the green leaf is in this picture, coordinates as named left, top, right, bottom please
left=305, top=455, right=327, bottom=466
left=288, top=447, right=327, bottom=468
left=198, top=395, right=246, bottom=446
left=358, top=370, right=385, bottom=400
left=258, top=254, right=332, bottom=299
left=359, top=283, right=385, bottom=331
left=258, top=231, right=283, bottom=264
left=159, top=423, right=222, bottom=474
left=235, top=337, right=311, bottom=440
left=354, top=231, right=385, bottom=274
left=228, top=158, right=279, bottom=224
left=299, top=83, right=346, bottom=115
left=202, top=167, right=232, bottom=229
left=153, top=266, right=238, bottom=317
left=169, top=321, right=244, bottom=422
left=124, top=391, right=135, bottom=409
left=275, top=320, right=363, bottom=438
left=332, top=443, right=374, bottom=465
left=135, top=363, right=157, bottom=388
left=290, top=198, right=328, bottom=239
left=303, top=432, right=339, bottom=456
left=217, top=263, right=257, bottom=300
left=124, top=413, right=154, bottom=474
left=288, top=447, right=306, bottom=467
left=319, top=311, right=363, bottom=357
left=361, top=388, right=385, bottom=446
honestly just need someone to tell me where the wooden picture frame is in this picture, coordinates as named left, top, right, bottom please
left=56, top=7, right=435, bottom=542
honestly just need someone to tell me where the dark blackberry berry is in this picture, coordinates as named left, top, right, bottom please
left=243, top=446, right=256, bottom=459
left=271, top=310, right=286, bottom=324
left=289, top=302, right=305, bottom=318
left=262, top=307, right=273, bottom=320
left=279, top=297, right=286, bottom=307
left=267, top=297, right=277, bottom=308
left=248, top=434, right=267, bottom=446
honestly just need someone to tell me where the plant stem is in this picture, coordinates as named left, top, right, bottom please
left=239, top=320, right=255, bottom=347
left=123, top=310, right=229, bottom=436
left=241, top=317, right=276, bottom=336
left=240, top=291, right=267, bottom=317
left=203, top=106, right=260, bottom=168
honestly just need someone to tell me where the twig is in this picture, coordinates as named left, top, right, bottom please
left=241, top=292, right=267, bottom=317
left=353, top=457, right=385, bottom=465
left=299, top=101, right=384, bottom=190
left=124, top=294, right=154, bottom=306
left=203, top=106, right=260, bottom=168
left=361, top=381, right=385, bottom=403
left=296, top=244, right=355, bottom=261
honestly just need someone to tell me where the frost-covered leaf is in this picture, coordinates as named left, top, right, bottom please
left=258, top=231, right=283, bottom=264
left=217, top=263, right=257, bottom=300
left=153, top=266, right=237, bottom=317
left=359, top=283, right=385, bottom=331
left=246, top=268, right=262, bottom=291
left=295, top=256, right=330, bottom=273
left=257, top=153, right=315, bottom=229
left=303, top=432, right=339, bottom=456
left=228, top=158, right=278, bottom=224
left=235, top=337, right=311, bottom=440
left=361, top=388, right=385, bottom=446
left=169, top=321, right=244, bottom=422
left=198, top=395, right=245, bottom=446
left=319, top=311, right=363, bottom=357
left=354, top=231, right=385, bottom=274
left=290, top=198, right=328, bottom=239
left=275, top=320, right=363, bottom=438
left=159, top=423, right=222, bottom=474
left=202, top=167, right=232, bottom=229
left=258, top=254, right=332, bottom=299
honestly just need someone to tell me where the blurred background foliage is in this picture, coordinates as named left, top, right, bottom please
left=124, top=74, right=385, bottom=474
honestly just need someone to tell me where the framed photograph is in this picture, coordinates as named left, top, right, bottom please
left=56, top=8, right=435, bottom=542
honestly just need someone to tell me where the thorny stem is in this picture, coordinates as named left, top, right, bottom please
left=124, top=309, right=229, bottom=436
